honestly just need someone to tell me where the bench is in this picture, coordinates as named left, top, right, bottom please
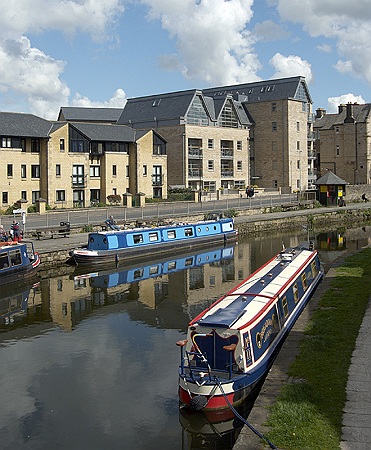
left=35, top=222, right=71, bottom=239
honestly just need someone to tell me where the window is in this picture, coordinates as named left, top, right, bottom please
left=297, top=121, right=300, bottom=131
left=203, top=181, right=216, bottom=192
left=311, top=261, right=318, bottom=277
left=133, top=234, right=143, bottom=244
left=293, top=283, right=299, bottom=303
left=336, top=145, right=340, bottom=156
left=2, top=192, right=8, bottom=204
left=60, top=139, right=65, bottom=152
left=31, top=165, right=40, bottom=178
left=301, top=273, right=308, bottom=290
left=72, top=165, right=84, bottom=186
left=271, top=102, right=277, bottom=112
left=237, top=161, right=243, bottom=171
left=126, top=165, right=129, bottom=177
left=7, top=164, right=13, bottom=177
left=153, top=135, right=166, bottom=155
left=335, top=126, right=339, bottom=134
left=186, top=95, right=209, bottom=126
left=297, top=141, right=300, bottom=150
left=167, top=230, right=176, bottom=239
left=273, top=180, right=278, bottom=188
left=10, top=250, right=22, bottom=266
left=0, top=253, right=9, bottom=270
left=56, top=190, right=66, bottom=202
left=208, top=160, right=214, bottom=170
left=282, top=296, right=289, bottom=317
left=143, top=165, right=147, bottom=176
left=219, top=99, right=239, bottom=128
left=272, top=122, right=277, bottom=131
left=21, top=165, right=26, bottom=179
left=21, top=191, right=27, bottom=201
left=2, top=137, right=12, bottom=148
left=149, top=232, right=159, bottom=242
left=31, top=139, right=40, bottom=153
left=237, top=141, right=242, bottom=151
left=112, top=165, right=117, bottom=176
left=208, top=139, right=214, bottom=149
left=90, top=165, right=100, bottom=177
left=56, top=164, right=61, bottom=176
left=184, top=228, right=193, bottom=237
left=32, top=191, right=40, bottom=203
left=297, top=160, right=300, bottom=169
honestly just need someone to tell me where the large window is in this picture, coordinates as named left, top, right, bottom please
left=21, top=165, right=26, bottom=179
left=56, top=190, right=66, bottom=202
left=7, top=164, right=13, bottom=177
left=72, top=165, right=85, bottom=186
left=31, top=139, right=40, bottom=153
left=186, top=95, right=209, bottom=126
left=218, top=99, right=239, bottom=128
left=2, top=192, right=8, bottom=204
left=153, top=135, right=166, bottom=155
left=32, top=191, right=40, bottom=204
left=90, top=165, right=100, bottom=177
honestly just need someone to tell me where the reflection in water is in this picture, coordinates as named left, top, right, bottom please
left=0, top=225, right=369, bottom=449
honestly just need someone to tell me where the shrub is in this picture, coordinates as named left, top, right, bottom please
left=106, top=194, right=122, bottom=205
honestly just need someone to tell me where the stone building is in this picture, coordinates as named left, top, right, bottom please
left=118, top=76, right=314, bottom=192
left=0, top=111, right=167, bottom=210
left=314, top=103, right=371, bottom=185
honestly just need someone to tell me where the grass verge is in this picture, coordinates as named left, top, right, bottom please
left=265, top=247, right=371, bottom=450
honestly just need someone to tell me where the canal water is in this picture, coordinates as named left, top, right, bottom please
left=0, top=225, right=370, bottom=450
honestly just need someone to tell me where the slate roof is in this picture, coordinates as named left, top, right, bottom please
left=315, top=171, right=348, bottom=185
left=70, top=122, right=136, bottom=142
left=314, top=104, right=371, bottom=130
left=0, top=112, right=52, bottom=137
left=117, top=90, right=197, bottom=125
left=58, top=107, right=124, bottom=123
left=203, top=76, right=312, bottom=104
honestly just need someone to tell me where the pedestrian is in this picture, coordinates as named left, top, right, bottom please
left=105, top=215, right=120, bottom=231
left=0, top=225, right=8, bottom=242
left=245, top=186, right=251, bottom=198
left=11, top=220, right=21, bottom=242
left=361, top=193, right=368, bottom=202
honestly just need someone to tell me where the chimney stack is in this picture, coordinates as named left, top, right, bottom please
left=315, top=108, right=326, bottom=119
left=344, top=103, right=355, bottom=123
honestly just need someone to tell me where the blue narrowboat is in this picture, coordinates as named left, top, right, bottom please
left=177, top=244, right=324, bottom=411
left=70, top=217, right=237, bottom=266
left=0, top=241, right=40, bottom=286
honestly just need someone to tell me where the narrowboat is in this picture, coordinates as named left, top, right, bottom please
left=69, top=217, right=237, bottom=266
left=177, top=244, right=324, bottom=411
left=0, top=241, right=40, bottom=286
left=73, top=245, right=235, bottom=287
left=0, top=282, right=39, bottom=328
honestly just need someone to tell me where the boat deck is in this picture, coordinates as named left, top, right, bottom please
left=197, top=248, right=314, bottom=329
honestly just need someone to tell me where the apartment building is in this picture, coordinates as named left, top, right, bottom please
left=119, top=76, right=314, bottom=192
left=0, top=111, right=167, bottom=210
left=314, top=103, right=371, bottom=185
left=118, top=90, right=251, bottom=192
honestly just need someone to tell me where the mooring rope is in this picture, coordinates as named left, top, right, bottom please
left=214, top=376, right=277, bottom=450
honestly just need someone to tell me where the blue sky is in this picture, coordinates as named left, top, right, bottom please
left=0, top=0, right=370, bottom=119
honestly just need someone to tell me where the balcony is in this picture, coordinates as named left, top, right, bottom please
left=307, top=131, right=316, bottom=141
left=221, top=149, right=234, bottom=159
left=308, top=150, right=316, bottom=160
left=152, top=174, right=164, bottom=186
left=188, top=147, right=203, bottom=158
left=188, top=168, right=203, bottom=178
left=71, top=174, right=87, bottom=188
left=221, top=169, right=234, bottom=178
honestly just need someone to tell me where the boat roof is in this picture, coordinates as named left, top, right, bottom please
left=192, top=247, right=316, bottom=330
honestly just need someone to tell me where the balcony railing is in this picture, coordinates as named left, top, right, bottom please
left=188, top=148, right=203, bottom=158
left=188, top=169, right=203, bottom=178
left=308, top=150, right=316, bottom=160
left=307, top=131, right=316, bottom=141
left=152, top=174, right=164, bottom=186
left=221, top=149, right=233, bottom=159
left=221, top=169, right=234, bottom=177
left=71, top=174, right=87, bottom=188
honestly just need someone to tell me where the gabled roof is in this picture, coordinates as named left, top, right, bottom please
left=0, top=112, right=52, bottom=137
left=117, top=90, right=198, bottom=125
left=203, top=76, right=312, bottom=104
left=70, top=122, right=136, bottom=142
left=314, top=104, right=371, bottom=130
left=58, top=107, right=124, bottom=123
left=315, top=171, right=348, bottom=185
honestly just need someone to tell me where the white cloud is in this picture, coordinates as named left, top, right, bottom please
left=275, top=0, right=371, bottom=85
left=269, top=53, right=313, bottom=83
left=72, top=89, right=127, bottom=108
left=327, top=93, right=366, bottom=113
left=0, top=0, right=127, bottom=118
left=253, top=20, right=290, bottom=42
left=141, top=0, right=262, bottom=85
left=317, top=43, right=331, bottom=53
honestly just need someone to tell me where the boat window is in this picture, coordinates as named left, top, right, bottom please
left=205, top=226, right=209, bottom=231
left=293, top=283, right=299, bottom=303
left=282, top=296, right=289, bottom=317
left=133, top=268, right=144, bottom=279
left=149, top=265, right=159, bottom=275
left=167, top=230, right=176, bottom=239
left=89, top=237, right=94, bottom=243
left=301, top=273, right=308, bottom=290
left=0, top=253, right=9, bottom=270
left=311, top=261, right=317, bottom=277
left=168, top=261, right=176, bottom=270
left=197, top=227, right=201, bottom=232
left=149, top=232, right=158, bottom=242
left=185, top=257, right=193, bottom=266
left=133, top=234, right=144, bottom=244
left=9, top=250, right=22, bottom=266
left=184, top=228, right=193, bottom=237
